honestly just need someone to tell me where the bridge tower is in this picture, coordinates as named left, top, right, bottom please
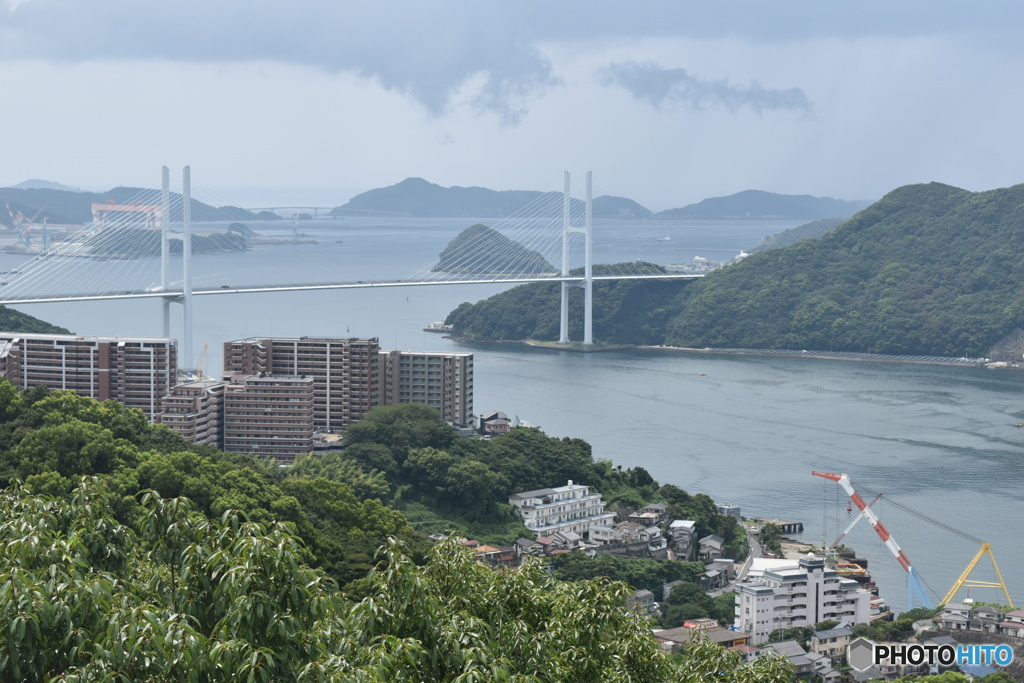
left=558, top=171, right=594, bottom=346
left=158, top=165, right=196, bottom=373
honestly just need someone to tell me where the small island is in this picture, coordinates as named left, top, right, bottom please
left=433, top=223, right=555, bottom=275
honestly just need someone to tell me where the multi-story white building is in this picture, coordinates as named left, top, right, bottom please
left=735, top=556, right=872, bottom=645
left=508, top=480, right=615, bottom=540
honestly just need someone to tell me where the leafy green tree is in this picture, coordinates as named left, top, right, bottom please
left=0, top=480, right=794, bottom=682
left=287, top=450, right=391, bottom=501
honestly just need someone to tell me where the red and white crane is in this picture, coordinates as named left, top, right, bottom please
left=813, top=470, right=931, bottom=610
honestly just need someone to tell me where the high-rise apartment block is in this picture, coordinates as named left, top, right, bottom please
left=380, top=350, right=473, bottom=426
left=0, top=333, right=176, bottom=419
left=222, top=373, right=314, bottom=463
left=156, top=379, right=225, bottom=448
left=223, top=337, right=380, bottom=431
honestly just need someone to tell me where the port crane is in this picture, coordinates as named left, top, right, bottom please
left=815, top=471, right=1015, bottom=610
left=813, top=471, right=931, bottom=610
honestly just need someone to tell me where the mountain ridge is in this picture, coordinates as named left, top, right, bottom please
left=333, top=177, right=870, bottom=221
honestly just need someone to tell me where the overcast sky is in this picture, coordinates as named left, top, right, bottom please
left=1, top=1, right=1021, bottom=210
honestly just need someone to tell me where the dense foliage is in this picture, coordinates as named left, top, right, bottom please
left=748, top=217, right=845, bottom=253
left=0, top=305, right=70, bottom=334
left=668, top=182, right=1024, bottom=355
left=446, top=261, right=691, bottom=344
left=0, top=385, right=422, bottom=589
left=343, top=403, right=684, bottom=545
left=446, top=183, right=1024, bottom=357
left=432, top=223, right=555, bottom=274
left=0, top=479, right=794, bottom=682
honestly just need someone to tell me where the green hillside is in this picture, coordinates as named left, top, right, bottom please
left=0, top=306, right=70, bottom=334
left=433, top=223, right=555, bottom=274
left=446, top=183, right=1024, bottom=358
left=748, top=217, right=846, bottom=254
left=445, top=262, right=691, bottom=344
left=666, top=182, right=1024, bottom=356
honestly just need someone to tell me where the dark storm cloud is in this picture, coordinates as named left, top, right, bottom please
left=0, top=1, right=559, bottom=123
left=599, top=61, right=813, bottom=115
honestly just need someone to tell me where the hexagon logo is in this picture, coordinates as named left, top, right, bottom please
left=848, top=637, right=875, bottom=671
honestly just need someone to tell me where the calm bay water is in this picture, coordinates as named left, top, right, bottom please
left=3, top=216, right=1021, bottom=611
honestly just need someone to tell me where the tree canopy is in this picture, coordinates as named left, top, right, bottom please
left=0, top=478, right=794, bottom=682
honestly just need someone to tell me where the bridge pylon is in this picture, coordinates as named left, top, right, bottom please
left=558, top=171, right=593, bottom=346
left=157, top=165, right=196, bottom=374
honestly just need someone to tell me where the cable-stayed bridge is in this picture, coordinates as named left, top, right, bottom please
left=0, top=168, right=713, bottom=368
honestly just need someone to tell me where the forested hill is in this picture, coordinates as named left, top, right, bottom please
left=446, top=182, right=1024, bottom=358
left=655, top=189, right=871, bottom=220
left=433, top=224, right=555, bottom=274
left=0, top=306, right=70, bottom=334
left=666, top=182, right=1024, bottom=357
left=748, top=217, right=846, bottom=254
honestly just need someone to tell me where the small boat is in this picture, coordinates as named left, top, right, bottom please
left=698, top=372, right=707, bottom=376
left=658, top=235, right=671, bottom=242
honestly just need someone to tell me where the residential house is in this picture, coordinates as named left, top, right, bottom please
left=699, top=534, right=725, bottom=561
left=1000, top=609, right=1024, bottom=638
left=668, top=520, right=697, bottom=561
left=759, top=640, right=814, bottom=679
left=628, top=589, right=660, bottom=617
left=810, top=626, right=852, bottom=659
left=629, top=503, right=669, bottom=527
left=654, top=624, right=751, bottom=651
left=477, top=410, right=512, bottom=436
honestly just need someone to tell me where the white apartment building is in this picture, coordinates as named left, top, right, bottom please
left=508, top=480, right=615, bottom=540
left=735, top=556, right=872, bottom=645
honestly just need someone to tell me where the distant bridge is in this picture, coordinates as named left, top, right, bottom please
left=0, top=168, right=705, bottom=369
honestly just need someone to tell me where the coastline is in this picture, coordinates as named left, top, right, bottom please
left=446, top=335, right=989, bottom=367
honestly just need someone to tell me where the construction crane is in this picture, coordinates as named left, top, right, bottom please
left=813, top=471, right=931, bottom=610
left=830, top=491, right=883, bottom=549
left=196, top=343, right=208, bottom=379
left=851, top=479, right=1015, bottom=609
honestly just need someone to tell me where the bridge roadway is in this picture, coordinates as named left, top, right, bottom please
left=0, top=273, right=702, bottom=306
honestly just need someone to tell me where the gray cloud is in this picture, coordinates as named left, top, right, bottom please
left=600, top=61, right=813, bottom=115
left=0, top=1, right=559, bottom=123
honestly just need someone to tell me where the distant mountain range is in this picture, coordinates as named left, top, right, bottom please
left=1, top=176, right=873, bottom=227
left=333, top=177, right=871, bottom=220
left=0, top=185, right=259, bottom=228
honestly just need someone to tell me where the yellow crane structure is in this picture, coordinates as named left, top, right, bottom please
left=941, top=542, right=1014, bottom=608
left=817, top=472, right=1016, bottom=609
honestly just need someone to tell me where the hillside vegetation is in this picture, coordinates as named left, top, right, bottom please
left=748, top=217, right=846, bottom=254
left=446, top=262, right=690, bottom=345
left=447, top=183, right=1024, bottom=358
left=0, top=306, right=71, bottom=334
left=667, top=182, right=1024, bottom=356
